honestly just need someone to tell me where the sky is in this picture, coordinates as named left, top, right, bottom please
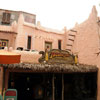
left=0, top=0, right=100, bottom=30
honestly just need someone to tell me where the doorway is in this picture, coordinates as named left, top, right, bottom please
left=45, top=42, right=52, bottom=51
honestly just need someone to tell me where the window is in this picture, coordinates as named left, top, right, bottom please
left=11, top=14, right=15, bottom=20
left=58, top=40, right=62, bottom=50
left=2, top=12, right=11, bottom=24
left=27, top=36, right=32, bottom=50
left=25, top=15, right=36, bottom=24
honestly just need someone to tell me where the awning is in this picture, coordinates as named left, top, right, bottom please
left=0, top=50, right=21, bottom=64
left=2, top=63, right=98, bottom=73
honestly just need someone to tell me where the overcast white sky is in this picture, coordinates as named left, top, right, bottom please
left=0, top=0, right=100, bottom=30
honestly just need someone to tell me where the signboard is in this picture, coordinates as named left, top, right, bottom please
left=39, top=49, right=75, bottom=64
left=4, top=89, right=17, bottom=100
left=0, top=39, right=8, bottom=48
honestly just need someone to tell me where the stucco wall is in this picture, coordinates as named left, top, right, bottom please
left=23, top=26, right=65, bottom=51
left=0, top=32, right=16, bottom=49
left=70, top=6, right=100, bottom=100
left=33, top=28, right=65, bottom=51
left=70, top=6, right=99, bottom=65
left=15, top=14, right=66, bottom=51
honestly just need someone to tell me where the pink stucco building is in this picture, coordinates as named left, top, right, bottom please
left=0, top=9, right=66, bottom=51
left=0, top=6, right=100, bottom=100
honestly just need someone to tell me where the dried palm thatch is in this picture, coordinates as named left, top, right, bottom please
left=1, top=63, right=98, bottom=73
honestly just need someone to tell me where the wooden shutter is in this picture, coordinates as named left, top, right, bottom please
left=2, top=13, right=6, bottom=23
left=7, top=13, right=11, bottom=24
left=2, top=13, right=11, bottom=24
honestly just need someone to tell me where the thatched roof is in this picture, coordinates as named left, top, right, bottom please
left=1, top=63, right=98, bottom=73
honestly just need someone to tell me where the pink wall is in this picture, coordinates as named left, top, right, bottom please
left=0, top=6, right=100, bottom=100
left=14, top=10, right=100, bottom=100
left=69, top=6, right=100, bottom=100
left=15, top=14, right=66, bottom=51
left=0, top=32, right=16, bottom=49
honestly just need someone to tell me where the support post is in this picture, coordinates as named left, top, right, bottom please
left=5, top=70, right=9, bottom=90
left=0, top=66, right=4, bottom=95
left=52, top=74, right=55, bottom=100
left=62, top=74, right=64, bottom=100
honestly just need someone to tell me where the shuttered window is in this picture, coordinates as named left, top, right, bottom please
left=2, top=12, right=11, bottom=24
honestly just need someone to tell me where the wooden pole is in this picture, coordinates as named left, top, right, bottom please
left=5, top=70, right=9, bottom=90
left=62, top=74, right=64, bottom=100
left=52, top=74, right=55, bottom=100
left=0, top=66, right=4, bottom=95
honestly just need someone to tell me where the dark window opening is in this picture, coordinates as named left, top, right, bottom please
left=58, top=40, right=61, bottom=50
left=2, top=13, right=11, bottom=25
left=27, top=36, right=32, bottom=50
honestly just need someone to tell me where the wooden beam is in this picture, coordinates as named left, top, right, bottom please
left=68, top=39, right=74, bottom=41
left=4, top=70, right=9, bottom=90
left=66, top=49, right=71, bottom=51
left=70, top=29, right=77, bottom=32
left=67, top=44, right=72, bottom=46
left=69, top=34, right=76, bottom=37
